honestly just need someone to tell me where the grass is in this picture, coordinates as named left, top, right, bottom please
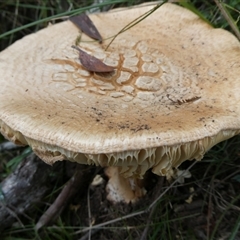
left=0, top=0, right=240, bottom=239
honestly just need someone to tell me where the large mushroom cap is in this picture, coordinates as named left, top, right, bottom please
left=0, top=3, right=240, bottom=178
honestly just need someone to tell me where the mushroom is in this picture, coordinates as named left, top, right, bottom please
left=0, top=3, right=240, bottom=203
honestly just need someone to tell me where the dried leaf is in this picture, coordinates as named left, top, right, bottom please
left=69, top=13, right=102, bottom=43
left=72, top=45, right=114, bottom=73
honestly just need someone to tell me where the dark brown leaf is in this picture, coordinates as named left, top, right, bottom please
left=72, top=45, right=115, bottom=73
left=69, top=13, right=102, bottom=43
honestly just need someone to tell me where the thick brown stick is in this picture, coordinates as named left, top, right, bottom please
left=36, top=164, right=98, bottom=230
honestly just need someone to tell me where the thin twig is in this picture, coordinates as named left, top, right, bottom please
left=79, top=229, right=100, bottom=240
left=214, top=168, right=240, bottom=188
left=105, top=1, right=167, bottom=50
left=74, top=208, right=144, bottom=234
left=140, top=177, right=164, bottom=240
left=206, top=181, right=214, bottom=239
left=0, top=202, right=24, bottom=228
left=140, top=204, right=158, bottom=240
left=35, top=165, right=97, bottom=231
left=87, top=187, right=92, bottom=240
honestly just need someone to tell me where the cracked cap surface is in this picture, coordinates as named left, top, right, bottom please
left=0, top=2, right=240, bottom=178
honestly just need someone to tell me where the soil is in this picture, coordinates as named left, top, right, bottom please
left=0, top=145, right=240, bottom=240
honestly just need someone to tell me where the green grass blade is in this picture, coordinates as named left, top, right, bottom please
left=0, top=0, right=129, bottom=40
left=6, top=147, right=32, bottom=170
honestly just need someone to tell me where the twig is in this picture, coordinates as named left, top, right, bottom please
left=206, top=181, right=214, bottom=239
left=0, top=201, right=24, bottom=228
left=87, top=187, right=92, bottom=240
left=35, top=165, right=97, bottom=231
left=74, top=209, right=143, bottom=234
left=140, top=205, right=157, bottom=240
left=214, top=168, right=240, bottom=188
left=79, top=229, right=100, bottom=240
left=105, top=1, right=167, bottom=50
left=140, top=177, right=164, bottom=240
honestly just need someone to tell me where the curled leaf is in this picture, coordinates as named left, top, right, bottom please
left=72, top=45, right=114, bottom=73
left=69, top=13, right=102, bottom=43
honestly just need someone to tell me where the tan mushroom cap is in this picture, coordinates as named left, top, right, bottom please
left=0, top=3, right=240, bottom=178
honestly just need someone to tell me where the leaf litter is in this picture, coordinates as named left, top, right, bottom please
left=69, top=13, right=102, bottom=43
left=72, top=45, right=114, bottom=73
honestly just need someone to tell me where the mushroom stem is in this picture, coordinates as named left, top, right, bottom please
left=105, top=167, right=146, bottom=203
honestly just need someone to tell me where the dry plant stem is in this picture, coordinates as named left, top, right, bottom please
left=140, top=177, right=164, bottom=240
left=214, top=189, right=240, bottom=211
left=214, top=168, right=240, bottom=188
left=213, top=0, right=240, bottom=41
left=0, top=201, right=24, bottom=229
left=207, top=181, right=214, bottom=239
left=140, top=204, right=158, bottom=240
left=79, top=229, right=100, bottom=240
left=87, top=187, right=92, bottom=240
left=195, top=182, right=240, bottom=212
left=36, top=164, right=97, bottom=230
left=105, top=1, right=167, bottom=50
left=73, top=161, right=197, bottom=235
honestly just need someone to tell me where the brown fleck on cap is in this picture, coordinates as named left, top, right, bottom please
left=0, top=3, right=240, bottom=179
